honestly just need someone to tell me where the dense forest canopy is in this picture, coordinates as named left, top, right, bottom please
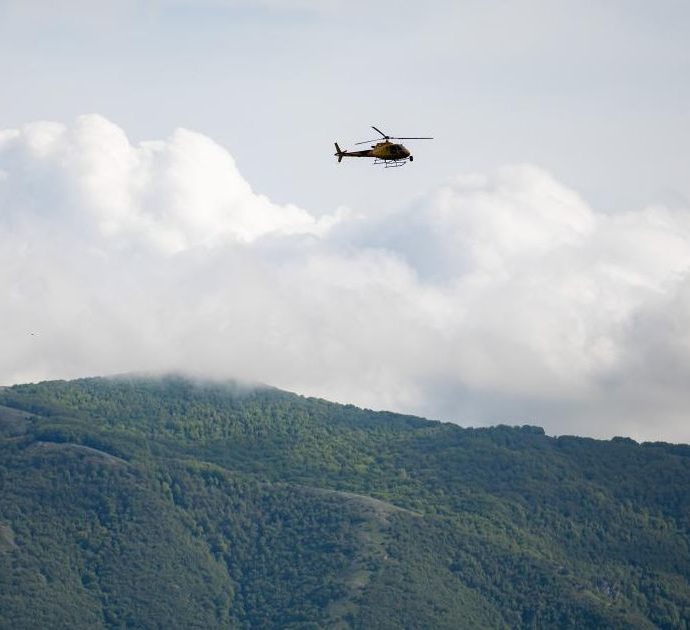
left=1, top=375, right=689, bottom=628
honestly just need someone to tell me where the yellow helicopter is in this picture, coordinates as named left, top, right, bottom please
left=334, top=126, right=433, bottom=168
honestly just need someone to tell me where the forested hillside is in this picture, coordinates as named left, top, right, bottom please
left=1, top=375, right=690, bottom=628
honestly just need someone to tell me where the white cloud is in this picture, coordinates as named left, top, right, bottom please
left=2, top=114, right=690, bottom=442
left=0, top=115, right=332, bottom=252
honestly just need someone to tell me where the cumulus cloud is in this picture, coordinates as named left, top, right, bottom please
left=2, top=115, right=690, bottom=442
left=0, top=115, right=333, bottom=251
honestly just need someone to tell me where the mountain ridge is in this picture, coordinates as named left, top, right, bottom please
left=1, top=374, right=689, bottom=628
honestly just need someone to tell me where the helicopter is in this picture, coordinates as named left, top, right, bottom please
left=334, top=126, right=433, bottom=168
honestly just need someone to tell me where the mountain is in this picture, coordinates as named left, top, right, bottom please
left=1, top=374, right=689, bottom=628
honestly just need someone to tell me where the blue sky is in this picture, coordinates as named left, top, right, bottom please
left=3, top=0, right=688, bottom=212
left=1, top=1, right=690, bottom=441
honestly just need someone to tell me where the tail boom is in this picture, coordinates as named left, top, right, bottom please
left=334, top=142, right=374, bottom=162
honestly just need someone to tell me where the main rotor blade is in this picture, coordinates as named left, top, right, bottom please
left=390, top=136, right=434, bottom=140
left=371, top=126, right=389, bottom=138
left=354, top=138, right=381, bottom=145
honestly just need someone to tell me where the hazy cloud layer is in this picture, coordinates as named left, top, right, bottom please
left=2, top=115, right=690, bottom=442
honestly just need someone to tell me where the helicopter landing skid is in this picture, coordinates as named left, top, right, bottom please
left=373, top=158, right=407, bottom=168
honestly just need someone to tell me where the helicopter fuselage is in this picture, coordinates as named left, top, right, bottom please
left=336, top=141, right=411, bottom=161
left=370, top=141, right=410, bottom=160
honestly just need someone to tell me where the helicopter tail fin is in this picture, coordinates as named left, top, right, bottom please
left=334, top=142, right=343, bottom=163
